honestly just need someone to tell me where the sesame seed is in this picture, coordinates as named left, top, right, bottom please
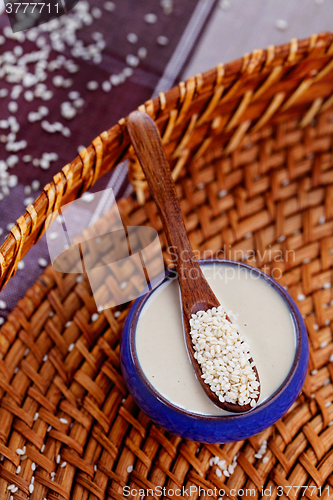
left=32, top=180, right=40, bottom=191
left=82, top=192, right=95, bottom=203
left=157, top=36, right=169, bottom=46
left=43, top=354, right=48, bottom=362
left=7, top=484, right=15, bottom=490
left=24, top=197, right=34, bottom=206
left=137, top=47, right=147, bottom=59
left=102, top=81, right=111, bottom=92
left=127, top=465, right=133, bottom=473
left=0, top=300, right=6, bottom=310
left=8, top=102, right=18, bottom=113
left=56, top=454, right=61, bottom=464
left=24, top=90, right=34, bottom=102
left=144, top=13, right=157, bottom=23
left=126, top=54, right=139, bottom=67
left=297, top=294, right=306, bottom=301
left=34, top=412, right=39, bottom=421
left=275, top=19, right=288, bottom=30
left=61, top=461, right=67, bottom=467
left=38, top=258, right=48, bottom=267
left=69, top=91, right=80, bottom=100
left=219, top=0, right=230, bottom=9
left=31, top=462, right=36, bottom=470
left=16, top=448, right=24, bottom=455
left=262, top=456, right=269, bottom=463
left=127, top=33, right=138, bottom=44
left=60, top=418, right=68, bottom=424
left=254, top=453, right=263, bottom=459
left=87, top=81, right=99, bottom=91
left=104, top=0, right=115, bottom=10
left=29, top=484, right=34, bottom=494
left=41, top=444, right=45, bottom=453
left=215, top=468, right=222, bottom=477
left=16, top=465, right=21, bottom=474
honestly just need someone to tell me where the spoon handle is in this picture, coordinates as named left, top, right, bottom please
left=127, top=111, right=219, bottom=315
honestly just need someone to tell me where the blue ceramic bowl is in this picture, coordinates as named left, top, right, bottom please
left=120, top=260, right=309, bottom=443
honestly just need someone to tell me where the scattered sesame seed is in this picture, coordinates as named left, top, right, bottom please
left=91, top=313, right=99, bottom=321
left=87, top=81, right=99, bottom=91
left=157, top=36, right=169, bottom=46
left=102, top=81, right=112, bottom=92
left=8, top=101, right=18, bottom=113
left=277, top=235, right=286, bottom=243
left=61, top=461, right=67, bottom=467
left=43, top=354, right=48, bottom=362
left=16, top=465, right=21, bottom=474
left=32, top=180, right=40, bottom=191
left=38, top=258, right=48, bottom=267
left=0, top=300, right=7, bottom=310
left=215, top=468, right=222, bottom=477
left=34, top=412, right=39, bottom=421
left=16, top=448, right=24, bottom=455
left=323, top=282, right=331, bottom=289
left=297, top=294, right=306, bottom=301
left=41, top=444, right=45, bottom=453
left=127, top=465, right=133, bottom=473
left=104, top=1, right=116, bottom=10
left=275, top=19, right=288, bottom=30
left=29, top=484, right=34, bottom=494
left=60, top=418, right=68, bottom=424
left=219, top=0, right=230, bottom=9
left=126, top=54, right=140, bottom=67
left=311, top=369, right=318, bottom=375
left=127, top=33, right=138, bottom=44
left=56, top=454, right=61, bottom=464
left=82, top=192, right=95, bottom=203
left=262, top=456, right=269, bottom=463
left=24, top=197, right=34, bottom=206
left=254, top=453, right=263, bottom=459
left=31, top=462, right=36, bottom=471
left=144, top=13, right=157, bottom=23
left=138, top=47, right=147, bottom=59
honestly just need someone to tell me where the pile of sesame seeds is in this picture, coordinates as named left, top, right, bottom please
left=190, top=306, right=259, bottom=407
left=0, top=0, right=173, bottom=215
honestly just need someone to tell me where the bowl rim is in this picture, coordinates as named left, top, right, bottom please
left=126, top=258, right=305, bottom=421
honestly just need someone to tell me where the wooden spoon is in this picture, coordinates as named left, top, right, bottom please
left=127, top=110, right=260, bottom=413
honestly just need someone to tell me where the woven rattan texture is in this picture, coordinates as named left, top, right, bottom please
left=0, top=33, right=333, bottom=499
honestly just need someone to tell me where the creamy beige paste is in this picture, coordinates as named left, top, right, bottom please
left=135, top=263, right=296, bottom=415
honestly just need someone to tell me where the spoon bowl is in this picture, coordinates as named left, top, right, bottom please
left=127, top=110, right=260, bottom=412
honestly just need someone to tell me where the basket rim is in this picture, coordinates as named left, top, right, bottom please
left=0, top=31, right=333, bottom=290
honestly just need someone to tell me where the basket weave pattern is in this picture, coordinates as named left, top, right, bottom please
left=0, top=33, right=332, bottom=499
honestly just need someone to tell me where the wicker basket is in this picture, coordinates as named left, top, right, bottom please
left=0, top=32, right=333, bottom=499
